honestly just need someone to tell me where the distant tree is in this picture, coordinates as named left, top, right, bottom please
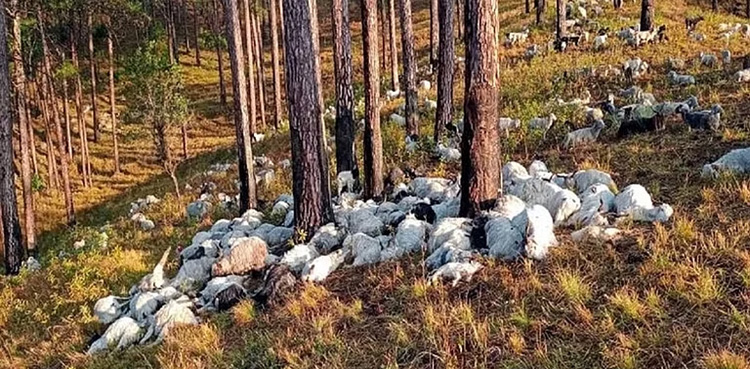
left=388, top=0, right=399, bottom=92
left=223, top=0, right=257, bottom=211
left=525, top=0, right=530, bottom=13
left=122, top=42, right=189, bottom=198
left=10, top=0, right=36, bottom=254
left=209, top=0, right=228, bottom=105
left=361, top=0, right=384, bottom=199
left=460, top=0, right=500, bottom=218
left=251, top=10, right=267, bottom=130
left=268, top=0, right=283, bottom=129
left=556, top=0, right=566, bottom=41
left=70, top=22, right=93, bottom=187
left=535, top=0, right=545, bottom=24
left=38, top=7, right=76, bottom=225
left=242, top=0, right=258, bottom=135
left=640, top=0, right=654, bottom=31
left=105, top=17, right=121, bottom=174
left=87, top=12, right=101, bottom=143
left=430, top=0, right=438, bottom=70
left=193, top=0, right=201, bottom=65
left=0, top=0, right=24, bottom=275
left=435, top=0, right=454, bottom=143
left=332, top=0, right=357, bottom=174
left=281, top=0, right=333, bottom=240
left=398, top=0, right=418, bottom=136
left=712, top=0, right=718, bottom=12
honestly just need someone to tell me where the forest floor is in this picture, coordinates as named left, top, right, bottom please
left=3, top=0, right=750, bottom=368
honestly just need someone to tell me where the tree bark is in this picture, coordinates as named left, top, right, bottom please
left=12, top=0, right=36, bottom=253
left=388, top=0, right=399, bottom=91
left=87, top=13, right=101, bottom=143
left=23, top=84, right=38, bottom=176
left=380, top=0, right=387, bottom=70
left=712, top=0, right=718, bottom=12
left=269, top=0, right=283, bottom=129
left=106, top=18, right=120, bottom=175
left=526, top=0, right=530, bottom=13
left=747, top=0, right=749, bottom=19
left=182, top=0, right=191, bottom=52
left=435, top=0, right=454, bottom=144
left=242, top=0, right=257, bottom=134
left=556, top=0, right=566, bottom=40
left=193, top=0, right=201, bottom=66
left=361, top=0, right=384, bottom=200
left=460, top=0, right=500, bottom=218
left=430, top=0, right=439, bottom=71
left=167, top=0, right=176, bottom=64
left=0, top=1, right=24, bottom=274
left=223, top=0, right=257, bottom=212
left=333, top=0, right=356, bottom=174
left=308, top=0, right=333, bottom=222
left=212, top=0, right=227, bottom=106
left=252, top=12, right=267, bottom=130
left=640, top=0, right=654, bottom=31
left=281, top=0, right=333, bottom=240
left=398, top=0, right=418, bottom=136
left=39, top=9, right=76, bottom=225
left=455, top=0, right=462, bottom=40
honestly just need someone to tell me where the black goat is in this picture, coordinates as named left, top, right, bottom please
left=685, top=16, right=704, bottom=32
left=617, top=114, right=665, bottom=137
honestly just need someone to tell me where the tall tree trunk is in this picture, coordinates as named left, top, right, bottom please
left=71, top=36, right=92, bottom=187
left=398, top=0, right=418, bottom=136
left=37, top=75, right=60, bottom=190
left=536, top=0, right=545, bottom=24
left=361, top=0, right=384, bottom=200
left=252, top=12, right=267, bottom=130
left=388, top=0, right=399, bottom=91
left=556, top=0, right=566, bottom=40
left=525, top=0, right=530, bottom=13
left=747, top=0, right=749, bottom=18
left=182, top=0, right=191, bottom=51
left=0, top=2, right=24, bottom=274
left=430, top=0, right=438, bottom=71
left=435, top=0, right=454, bottom=144
left=269, top=0, right=283, bottom=129
left=87, top=13, right=101, bottom=143
left=38, top=9, right=76, bottom=225
left=455, top=0, right=462, bottom=40
left=308, top=0, right=333, bottom=221
left=212, top=0, right=227, bottom=105
left=278, top=0, right=286, bottom=50
left=24, top=82, right=38, bottom=176
left=223, top=0, right=257, bottom=212
left=282, top=0, right=333, bottom=239
left=167, top=0, right=176, bottom=64
left=242, top=0, right=257, bottom=135
left=170, top=0, right=180, bottom=63
left=333, top=0, right=356, bottom=174
left=640, top=0, right=654, bottom=31
left=460, top=0, right=500, bottom=218
left=106, top=18, right=120, bottom=175
left=712, top=0, right=718, bottom=11
left=380, top=0, right=388, bottom=70
left=193, top=0, right=201, bottom=66
left=614, top=0, right=622, bottom=9
left=62, top=59, right=73, bottom=159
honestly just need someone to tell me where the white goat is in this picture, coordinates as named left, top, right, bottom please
left=94, top=295, right=129, bottom=325
left=429, top=261, right=483, bottom=287
left=524, top=205, right=559, bottom=260
left=345, top=233, right=382, bottom=267
left=667, top=71, right=696, bottom=86
left=700, top=52, right=718, bottom=68
left=87, top=317, right=144, bottom=355
left=701, top=147, right=750, bottom=179
left=281, top=244, right=320, bottom=273
left=563, top=119, right=606, bottom=149
left=614, top=184, right=673, bottom=223
left=528, top=113, right=558, bottom=137
left=337, top=170, right=358, bottom=196
left=131, top=247, right=171, bottom=295
left=301, top=249, right=348, bottom=282
left=735, top=69, right=750, bottom=83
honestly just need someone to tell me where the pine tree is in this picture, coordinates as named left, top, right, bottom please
left=361, top=0, right=384, bottom=200
left=435, top=0, right=454, bottom=143
left=332, top=0, right=356, bottom=174
left=460, top=0, right=500, bottom=218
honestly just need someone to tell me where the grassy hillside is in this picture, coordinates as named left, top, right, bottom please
left=2, top=0, right=750, bottom=368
